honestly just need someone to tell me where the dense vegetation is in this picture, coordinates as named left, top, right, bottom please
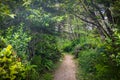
left=62, top=0, right=120, bottom=80
left=0, top=0, right=120, bottom=80
left=0, top=0, right=62, bottom=80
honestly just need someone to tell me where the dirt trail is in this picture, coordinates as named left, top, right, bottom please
left=54, top=54, right=77, bottom=80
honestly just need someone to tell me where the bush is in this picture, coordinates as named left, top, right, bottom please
left=35, top=34, right=61, bottom=63
left=78, top=48, right=97, bottom=80
left=5, top=24, right=31, bottom=60
left=40, top=73, right=53, bottom=80
left=64, top=39, right=81, bottom=52
left=30, top=34, right=61, bottom=79
left=0, top=37, right=6, bottom=50
left=77, top=34, right=120, bottom=80
left=0, top=45, right=26, bottom=80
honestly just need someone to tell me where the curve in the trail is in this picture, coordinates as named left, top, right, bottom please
left=54, top=54, right=77, bottom=80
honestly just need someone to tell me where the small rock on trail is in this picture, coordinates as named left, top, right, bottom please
left=54, top=54, right=77, bottom=80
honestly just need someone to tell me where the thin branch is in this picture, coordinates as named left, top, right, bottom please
left=74, top=13, right=98, bottom=27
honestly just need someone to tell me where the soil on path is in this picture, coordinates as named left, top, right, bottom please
left=54, top=54, right=77, bottom=80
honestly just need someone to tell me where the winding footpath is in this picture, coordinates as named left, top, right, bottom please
left=54, top=54, right=77, bottom=80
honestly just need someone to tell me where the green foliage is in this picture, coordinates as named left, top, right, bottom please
left=5, top=24, right=31, bottom=60
left=26, top=68, right=40, bottom=80
left=113, top=1, right=120, bottom=26
left=40, top=73, right=53, bottom=80
left=24, top=62, right=40, bottom=80
left=31, top=55, right=42, bottom=72
left=29, top=34, right=61, bottom=80
left=35, top=34, right=61, bottom=63
left=57, top=38, right=72, bottom=52
left=0, top=0, right=15, bottom=20
left=77, top=31, right=120, bottom=80
left=31, top=55, right=54, bottom=80
left=78, top=48, right=97, bottom=80
left=0, top=1, right=63, bottom=79
left=0, top=39, right=39, bottom=80
left=0, top=37, right=6, bottom=51
left=31, top=55, right=54, bottom=72
left=0, top=45, right=26, bottom=80
left=32, top=34, right=61, bottom=71
left=64, top=33, right=99, bottom=53
left=64, top=39, right=81, bottom=52
left=26, top=8, right=58, bottom=34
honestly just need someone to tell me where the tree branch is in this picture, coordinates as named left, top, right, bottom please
left=73, top=13, right=98, bottom=27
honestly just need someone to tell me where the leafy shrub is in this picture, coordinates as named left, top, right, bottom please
left=57, top=38, right=72, bottom=52
left=73, top=43, right=97, bottom=58
left=40, top=73, right=53, bottom=80
left=31, top=55, right=42, bottom=72
left=78, top=48, right=97, bottom=80
left=93, top=34, right=120, bottom=80
left=5, top=24, right=31, bottom=60
left=30, top=34, right=61, bottom=79
left=77, top=32, right=120, bottom=80
left=24, top=62, right=40, bottom=80
left=31, top=56, right=54, bottom=80
left=0, top=45, right=26, bottom=80
left=64, top=39, right=81, bottom=52
left=0, top=37, right=6, bottom=50
left=35, top=34, right=61, bottom=63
